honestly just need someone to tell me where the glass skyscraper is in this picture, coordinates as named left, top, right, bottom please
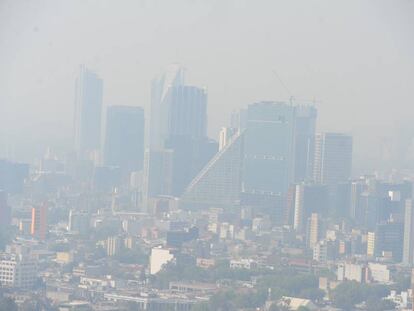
left=104, top=106, right=145, bottom=176
left=74, top=65, right=103, bottom=157
left=242, top=101, right=296, bottom=195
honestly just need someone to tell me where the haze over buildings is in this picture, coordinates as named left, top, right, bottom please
left=1, top=1, right=414, bottom=310
left=1, top=0, right=414, bottom=174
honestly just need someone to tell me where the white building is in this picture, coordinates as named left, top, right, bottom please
left=0, top=253, right=37, bottom=289
left=313, top=241, right=328, bottom=263
left=337, top=263, right=367, bottom=283
left=229, top=259, right=257, bottom=270
left=150, top=247, right=175, bottom=275
left=368, top=263, right=390, bottom=283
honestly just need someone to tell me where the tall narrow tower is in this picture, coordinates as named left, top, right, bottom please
left=74, top=65, right=103, bottom=157
left=31, top=204, right=48, bottom=240
left=149, top=64, right=185, bottom=150
left=313, top=132, right=353, bottom=186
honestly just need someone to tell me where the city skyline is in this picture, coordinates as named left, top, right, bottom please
left=1, top=1, right=414, bottom=310
left=1, top=0, right=414, bottom=175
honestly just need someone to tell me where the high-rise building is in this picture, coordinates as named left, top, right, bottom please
left=350, top=180, right=366, bottom=220
left=183, top=101, right=307, bottom=212
left=150, top=64, right=185, bottom=149
left=74, top=65, right=103, bottom=157
left=293, top=105, right=317, bottom=182
left=181, top=132, right=244, bottom=208
left=307, top=213, right=321, bottom=249
left=242, top=101, right=296, bottom=195
left=104, top=106, right=145, bottom=176
left=403, top=199, right=414, bottom=265
left=166, top=85, right=207, bottom=140
left=0, top=190, right=11, bottom=226
left=165, top=85, right=213, bottom=196
left=313, top=133, right=353, bottom=186
left=219, top=127, right=238, bottom=151
left=0, top=253, right=37, bottom=289
left=293, top=183, right=329, bottom=233
left=370, top=222, right=404, bottom=262
left=0, top=160, right=29, bottom=194
left=31, top=204, right=48, bottom=240
left=68, top=210, right=90, bottom=235
left=143, top=149, right=174, bottom=204
left=106, top=236, right=123, bottom=257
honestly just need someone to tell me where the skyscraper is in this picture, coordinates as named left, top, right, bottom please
left=293, top=105, right=317, bottom=182
left=31, top=204, right=48, bottom=240
left=219, top=127, right=238, bottom=151
left=293, top=183, right=329, bottom=232
left=166, top=85, right=207, bottom=140
left=104, top=106, right=145, bottom=176
left=242, top=101, right=296, bottom=195
left=403, top=199, right=414, bottom=265
left=313, top=133, right=353, bottom=186
left=74, top=65, right=103, bottom=157
left=143, top=149, right=174, bottom=202
left=307, top=213, right=321, bottom=249
left=164, top=85, right=212, bottom=196
left=181, top=132, right=244, bottom=208
left=150, top=64, right=185, bottom=149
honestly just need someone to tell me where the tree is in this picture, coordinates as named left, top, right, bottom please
left=331, top=281, right=364, bottom=310
left=0, top=298, right=18, bottom=311
left=366, top=298, right=396, bottom=311
left=268, top=303, right=289, bottom=311
left=298, top=287, right=325, bottom=301
left=331, top=281, right=390, bottom=311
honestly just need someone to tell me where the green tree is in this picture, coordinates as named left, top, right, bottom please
left=331, top=281, right=364, bottom=310
left=366, top=297, right=396, bottom=311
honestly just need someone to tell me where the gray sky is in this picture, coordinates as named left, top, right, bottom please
left=1, top=0, right=414, bottom=172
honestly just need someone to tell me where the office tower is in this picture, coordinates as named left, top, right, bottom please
left=143, top=149, right=174, bottom=202
left=350, top=180, right=366, bottom=220
left=370, top=222, right=404, bottom=262
left=367, top=231, right=376, bottom=257
left=0, top=160, right=29, bottom=194
left=0, top=190, right=11, bottom=226
left=31, top=204, right=48, bottom=240
left=331, top=182, right=352, bottom=219
left=165, top=85, right=212, bottom=196
left=68, top=210, right=90, bottom=235
left=104, top=106, right=145, bottom=176
left=293, top=105, right=317, bottom=182
left=219, top=127, right=238, bottom=151
left=230, top=109, right=247, bottom=131
left=74, top=65, right=103, bottom=157
left=150, top=64, right=185, bottom=149
left=359, top=192, right=382, bottom=231
left=243, top=101, right=296, bottom=195
left=181, top=132, right=244, bottom=208
left=313, top=133, right=353, bottom=186
left=167, top=85, right=207, bottom=140
left=293, top=183, right=329, bottom=232
left=106, top=236, right=123, bottom=256
left=0, top=253, right=37, bottom=289
left=403, top=199, right=414, bottom=265
left=307, top=213, right=321, bottom=249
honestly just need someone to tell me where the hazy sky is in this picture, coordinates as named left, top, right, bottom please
left=1, top=0, right=414, bottom=172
